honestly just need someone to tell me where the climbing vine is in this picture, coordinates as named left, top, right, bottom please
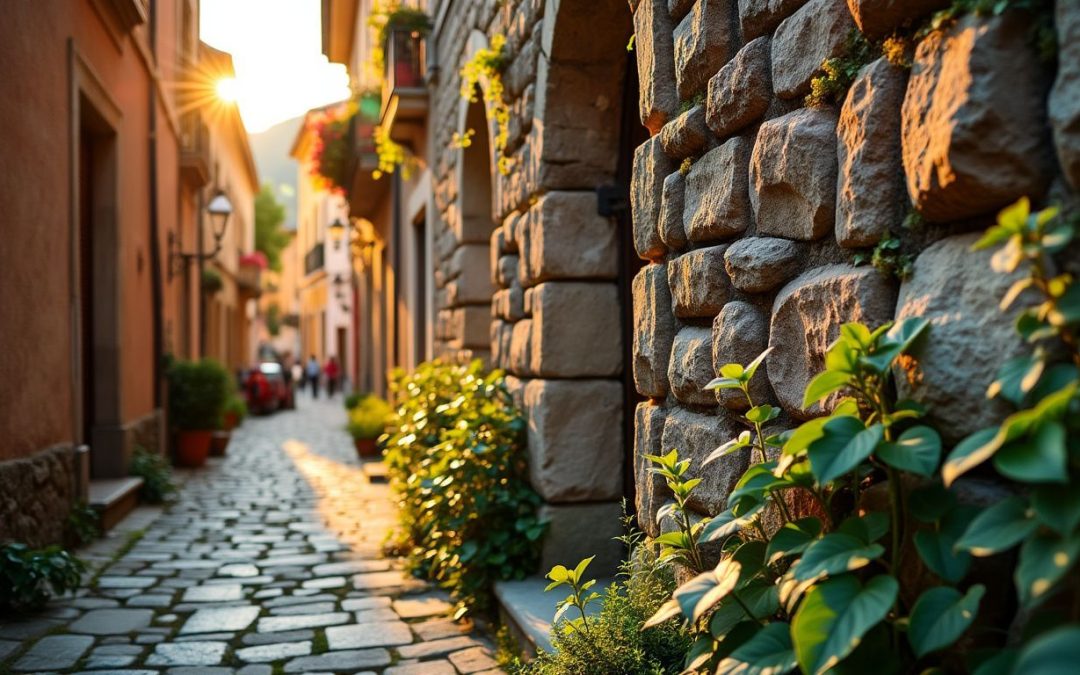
left=365, top=1, right=432, bottom=82
left=373, top=124, right=418, bottom=180
left=459, top=33, right=511, bottom=175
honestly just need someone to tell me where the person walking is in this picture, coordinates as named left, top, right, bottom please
left=306, top=355, right=321, bottom=398
left=291, top=361, right=304, bottom=393
left=324, top=356, right=340, bottom=398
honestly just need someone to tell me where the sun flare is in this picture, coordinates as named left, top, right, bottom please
left=216, top=77, right=240, bottom=103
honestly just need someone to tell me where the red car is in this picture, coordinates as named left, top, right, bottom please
left=244, top=362, right=295, bottom=414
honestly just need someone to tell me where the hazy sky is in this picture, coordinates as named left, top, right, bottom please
left=200, top=0, right=351, bottom=132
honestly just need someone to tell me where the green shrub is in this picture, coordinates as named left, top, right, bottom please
left=347, top=395, right=392, bottom=440
left=66, top=502, right=100, bottom=546
left=223, top=394, right=247, bottom=425
left=510, top=514, right=691, bottom=675
left=130, top=447, right=176, bottom=504
left=0, top=543, right=86, bottom=612
left=344, top=391, right=369, bottom=410
left=383, top=360, right=545, bottom=616
left=167, top=359, right=230, bottom=430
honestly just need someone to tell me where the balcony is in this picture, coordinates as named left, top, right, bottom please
left=180, top=113, right=212, bottom=188
left=304, top=242, right=326, bottom=276
left=345, top=111, right=390, bottom=220
left=380, top=28, right=428, bottom=135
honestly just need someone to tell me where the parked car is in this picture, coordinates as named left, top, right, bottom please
left=244, top=362, right=294, bottom=414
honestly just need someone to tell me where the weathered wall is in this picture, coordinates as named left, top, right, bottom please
left=630, top=0, right=1079, bottom=535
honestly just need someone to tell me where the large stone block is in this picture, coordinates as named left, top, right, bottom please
left=509, top=318, right=534, bottom=377
left=660, top=105, right=709, bottom=159
left=634, top=0, right=680, bottom=133
left=495, top=255, right=519, bottom=289
left=524, top=379, right=623, bottom=503
left=751, top=108, right=839, bottom=241
left=673, top=0, right=736, bottom=99
left=491, top=319, right=513, bottom=371
left=667, top=245, right=734, bottom=318
left=668, top=326, right=717, bottom=407
left=519, top=192, right=618, bottom=286
left=895, top=234, right=1031, bottom=443
left=771, top=0, right=854, bottom=99
left=845, top=0, right=949, bottom=40
left=738, top=0, right=808, bottom=40
left=633, top=264, right=677, bottom=398
left=493, top=284, right=525, bottom=322
left=659, top=172, right=688, bottom=251
left=539, top=502, right=625, bottom=577
left=530, top=282, right=622, bottom=377
left=0, top=444, right=76, bottom=547
left=684, top=138, right=753, bottom=242
left=634, top=402, right=670, bottom=538
left=902, top=14, right=1051, bottom=222
left=769, top=265, right=897, bottom=419
left=712, top=301, right=772, bottom=411
left=706, top=36, right=772, bottom=139
left=632, top=136, right=677, bottom=261
left=837, top=58, right=907, bottom=248
left=449, top=244, right=494, bottom=305
left=1050, top=1, right=1080, bottom=190
left=661, top=408, right=748, bottom=516
left=724, top=237, right=803, bottom=294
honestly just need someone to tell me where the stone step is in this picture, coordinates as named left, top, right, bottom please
left=88, top=476, right=144, bottom=531
left=494, top=575, right=612, bottom=657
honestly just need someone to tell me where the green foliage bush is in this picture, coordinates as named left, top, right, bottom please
left=224, top=394, right=247, bottom=425
left=347, top=395, right=392, bottom=440
left=66, top=502, right=100, bottom=546
left=0, top=543, right=86, bottom=612
left=383, top=360, right=545, bottom=616
left=167, top=359, right=230, bottom=430
left=130, top=446, right=177, bottom=504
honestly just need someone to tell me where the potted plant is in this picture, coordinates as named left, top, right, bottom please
left=200, top=268, right=224, bottom=295
left=347, top=394, right=392, bottom=458
left=223, top=394, right=247, bottom=431
left=167, top=359, right=230, bottom=468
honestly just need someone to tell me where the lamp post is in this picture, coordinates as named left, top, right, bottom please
left=328, top=218, right=346, bottom=250
left=168, top=189, right=234, bottom=278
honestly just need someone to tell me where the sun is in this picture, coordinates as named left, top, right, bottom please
left=216, top=77, right=240, bottom=103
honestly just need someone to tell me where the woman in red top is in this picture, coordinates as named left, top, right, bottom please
left=324, top=356, right=340, bottom=398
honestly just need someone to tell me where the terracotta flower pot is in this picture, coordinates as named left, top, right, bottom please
left=210, top=430, right=231, bottom=457
left=176, top=430, right=212, bottom=468
left=354, top=438, right=379, bottom=459
left=223, top=411, right=239, bottom=431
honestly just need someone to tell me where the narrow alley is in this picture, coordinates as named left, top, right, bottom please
left=0, top=397, right=500, bottom=674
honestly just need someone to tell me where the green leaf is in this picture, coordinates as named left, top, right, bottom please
left=802, top=371, right=853, bottom=409
left=998, top=277, right=1035, bottom=312
left=837, top=512, right=889, bottom=544
left=1012, top=626, right=1080, bottom=675
left=1015, top=532, right=1080, bottom=607
left=706, top=377, right=744, bottom=391
left=705, top=431, right=753, bottom=465
left=908, top=585, right=985, bottom=657
left=886, top=316, right=931, bottom=354
left=720, top=363, right=745, bottom=380
left=993, top=421, right=1068, bottom=484
left=643, top=597, right=682, bottom=629
left=793, top=533, right=885, bottom=582
left=792, top=575, right=898, bottom=675
left=987, top=353, right=1045, bottom=405
left=909, top=482, right=957, bottom=523
left=913, top=506, right=974, bottom=584
left=1032, top=485, right=1080, bottom=536
left=942, top=427, right=1000, bottom=487
left=971, top=649, right=1018, bottom=675
left=807, top=419, right=883, bottom=486
left=709, top=581, right=781, bottom=638
left=1049, top=282, right=1080, bottom=326
left=875, top=425, right=941, bottom=477
left=700, top=506, right=762, bottom=544
left=746, top=404, right=779, bottom=424
left=955, top=496, right=1037, bottom=557
left=716, top=622, right=798, bottom=675
left=674, top=560, right=743, bottom=622
left=745, top=348, right=773, bottom=382
left=766, top=517, right=823, bottom=565
left=572, top=556, right=593, bottom=581
left=839, top=323, right=872, bottom=348
left=546, top=565, right=568, bottom=583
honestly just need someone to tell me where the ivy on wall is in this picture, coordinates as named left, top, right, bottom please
left=459, top=33, right=512, bottom=175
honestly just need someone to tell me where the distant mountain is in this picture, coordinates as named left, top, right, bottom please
left=249, top=116, right=303, bottom=231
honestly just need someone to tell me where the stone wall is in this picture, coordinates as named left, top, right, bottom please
left=630, top=0, right=1079, bottom=535
left=0, top=444, right=77, bottom=547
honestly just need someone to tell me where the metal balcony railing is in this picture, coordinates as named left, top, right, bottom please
left=382, top=28, right=426, bottom=117
left=179, top=113, right=212, bottom=187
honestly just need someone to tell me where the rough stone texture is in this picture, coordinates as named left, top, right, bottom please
left=771, top=0, right=854, bottom=99
left=633, top=264, right=678, bottom=398
left=632, top=136, right=677, bottom=261
left=769, top=265, right=898, bottom=419
left=845, top=0, right=949, bottom=40
left=509, top=318, right=534, bottom=377
left=894, top=234, right=1031, bottom=443
left=147, top=642, right=230, bottom=666
left=660, top=105, right=709, bottom=158
left=539, top=502, right=625, bottom=576
left=179, top=606, right=260, bottom=634
left=902, top=14, right=1051, bottom=222
left=325, top=622, right=413, bottom=650
left=712, top=301, right=772, bottom=410
left=673, top=0, right=736, bottom=98
left=659, top=172, right=688, bottom=251
left=283, top=649, right=391, bottom=673
left=1050, top=1, right=1080, bottom=190
left=0, top=444, right=75, bottom=547
left=14, top=634, right=94, bottom=671
left=723, top=237, right=803, bottom=293
left=668, top=327, right=717, bottom=408
left=667, top=245, right=734, bottom=318
left=669, top=0, right=695, bottom=20
left=519, top=192, right=618, bottom=286
left=661, top=408, right=749, bottom=516
left=634, top=402, right=670, bottom=538
left=706, top=37, right=772, bottom=139
left=449, top=244, right=494, bottom=305
left=635, top=0, right=680, bottom=132
left=684, top=138, right=753, bottom=242
left=837, top=57, right=907, bottom=248
left=70, top=609, right=155, bottom=635
left=529, top=282, right=622, bottom=377
left=751, top=107, right=839, bottom=240
left=523, top=379, right=624, bottom=503
left=739, top=0, right=808, bottom=40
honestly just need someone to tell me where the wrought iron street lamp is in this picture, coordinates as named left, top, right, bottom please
left=168, top=189, right=234, bottom=279
left=328, top=218, right=346, bottom=249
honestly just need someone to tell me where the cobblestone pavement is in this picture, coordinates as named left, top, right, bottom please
left=0, top=395, right=501, bottom=674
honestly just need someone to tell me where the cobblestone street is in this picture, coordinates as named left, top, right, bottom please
left=0, top=396, right=500, bottom=674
